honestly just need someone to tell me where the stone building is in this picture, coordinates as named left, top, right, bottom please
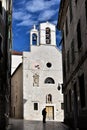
left=23, top=22, right=63, bottom=121
left=11, top=63, right=23, bottom=119
left=11, top=51, right=22, bottom=74
left=0, top=0, right=12, bottom=129
left=57, top=0, right=87, bottom=129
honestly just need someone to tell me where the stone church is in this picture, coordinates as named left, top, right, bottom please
left=23, top=22, right=64, bottom=121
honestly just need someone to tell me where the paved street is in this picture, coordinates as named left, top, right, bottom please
left=7, top=119, right=70, bottom=130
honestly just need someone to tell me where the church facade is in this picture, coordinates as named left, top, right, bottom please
left=23, top=22, right=63, bottom=121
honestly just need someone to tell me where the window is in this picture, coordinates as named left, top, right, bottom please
left=0, top=35, right=3, bottom=60
left=73, top=82, right=78, bottom=116
left=62, top=31, right=66, bottom=79
left=46, top=62, right=52, bottom=68
left=46, top=34, right=50, bottom=39
left=14, top=107, right=15, bottom=116
left=65, top=17, right=68, bottom=36
left=34, top=103, right=38, bottom=110
left=63, top=60, right=66, bottom=80
left=46, top=27, right=51, bottom=44
left=45, top=77, right=55, bottom=84
left=46, top=39, right=50, bottom=44
left=79, top=74, right=86, bottom=108
left=69, top=0, right=73, bottom=23
left=46, top=94, right=52, bottom=103
left=71, top=40, right=75, bottom=64
left=85, top=0, right=87, bottom=21
left=69, top=90, right=72, bottom=112
left=75, top=0, right=78, bottom=4
left=46, top=27, right=50, bottom=34
left=67, top=50, right=70, bottom=72
left=16, top=95, right=17, bottom=102
left=62, top=31, right=65, bottom=48
left=65, top=94, right=67, bottom=113
left=32, top=33, right=37, bottom=45
left=77, top=20, right=82, bottom=50
left=0, top=1, right=2, bottom=14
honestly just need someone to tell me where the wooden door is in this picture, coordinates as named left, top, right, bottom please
left=46, top=106, right=54, bottom=120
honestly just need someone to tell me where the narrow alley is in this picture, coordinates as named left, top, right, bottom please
left=8, top=119, right=70, bottom=130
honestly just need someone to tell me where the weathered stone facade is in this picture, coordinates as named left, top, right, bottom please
left=58, top=0, right=87, bottom=129
left=11, top=63, right=23, bottom=119
left=0, top=0, right=12, bottom=129
left=23, top=22, right=64, bottom=121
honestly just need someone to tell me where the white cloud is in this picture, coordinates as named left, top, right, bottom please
left=38, top=9, right=57, bottom=21
left=12, top=0, right=61, bottom=51
left=13, top=10, right=31, bottom=21
left=22, top=15, right=31, bottom=21
left=16, top=19, right=37, bottom=27
left=13, top=0, right=61, bottom=27
left=26, top=0, right=46, bottom=12
left=13, top=11, right=25, bottom=20
left=25, top=0, right=60, bottom=13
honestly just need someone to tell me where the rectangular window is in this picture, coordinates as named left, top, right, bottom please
left=63, top=60, right=66, bottom=80
left=71, top=40, right=75, bottom=64
left=61, top=103, right=64, bottom=110
left=67, top=50, right=70, bottom=72
left=14, top=107, right=15, bottom=116
left=69, top=0, right=73, bottom=23
left=34, top=103, right=38, bottom=110
left=0, top=35, right=3, bottom=59
left=77, top=20, right=82, bottom=50
left=0, top=1, right=2, bottom=14
left=65, top=17, right=68, bottom=36
left=85, top=0, right=87, bottom=21
left=62, top=31, right=65, bottom=47
left=79, top=74, right=86, bottom=108
left=73, top=82, right=78, bottom=114
left=69, top=90, right=72, bottom=112
left=75, top=0, right=78, bottom=4
left=65, top=94, right=67, bottom=113
left=62, top=32, right=66, bottom=80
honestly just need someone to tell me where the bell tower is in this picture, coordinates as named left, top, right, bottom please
left=30, top=25, right=39, bottom=46
left=39, top=21, right=56, bottom=46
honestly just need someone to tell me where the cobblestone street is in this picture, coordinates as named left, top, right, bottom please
left=8, top=119, right=70, bottom=130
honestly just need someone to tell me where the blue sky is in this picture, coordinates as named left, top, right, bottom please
left=12, top=0, right=61, bottom=52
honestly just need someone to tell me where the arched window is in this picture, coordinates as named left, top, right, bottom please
left=46, top=94, right=52, bottom=103
left=44, top=77, right=55, bottom=84
left=32, top=33, right=37, bottom=45
left=46, top=27, right=51, bottom=44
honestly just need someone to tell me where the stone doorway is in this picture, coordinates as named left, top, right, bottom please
left=46, top=106, right=54, bottom=120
